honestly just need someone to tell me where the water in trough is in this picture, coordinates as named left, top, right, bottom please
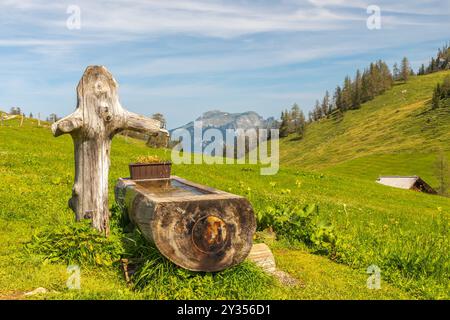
left=135, top=179, right=211, bottom=198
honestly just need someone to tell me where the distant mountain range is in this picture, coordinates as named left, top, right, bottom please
left=169, top=110, right=278, bottom=156
left=170, top=110, right=277, bottom=138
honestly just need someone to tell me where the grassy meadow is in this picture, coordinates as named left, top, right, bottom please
left=1, top=71, right=450, bottom=300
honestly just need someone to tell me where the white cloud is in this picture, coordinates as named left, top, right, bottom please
left=1, top=0, right=447, bottom=50
left=0, top=0, right=448, bottom=124
left=1, top=0, right=358, bottom=39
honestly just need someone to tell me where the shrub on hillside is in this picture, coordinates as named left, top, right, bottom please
left=256, top=202, right=337, bottom=256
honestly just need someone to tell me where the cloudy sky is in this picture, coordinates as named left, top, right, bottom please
left=0, top=0, right=449, bottom=128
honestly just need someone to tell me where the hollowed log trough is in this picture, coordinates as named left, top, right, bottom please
left=115, top=176, right=256, bottom=272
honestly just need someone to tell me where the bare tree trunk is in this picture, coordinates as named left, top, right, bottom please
left=52, top=66, right=168, bottom=235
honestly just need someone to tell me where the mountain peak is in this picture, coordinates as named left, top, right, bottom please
left=174, top=109, right=272, bottom=132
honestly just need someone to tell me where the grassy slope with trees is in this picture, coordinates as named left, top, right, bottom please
left=280, top=71, right=450, bottom=178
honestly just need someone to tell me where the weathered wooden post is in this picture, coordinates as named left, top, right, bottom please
left=52, top=65, right=168, bottom=235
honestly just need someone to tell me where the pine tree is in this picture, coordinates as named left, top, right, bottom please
left=10, top=107, right=21, bottom=115
left=352, top=70, right=362, bottom=109
left=297, top=110, right=306, bottom=137
left=429, top=57, right=436, bottom=73
left=314, top=100, right=322, bottom=121
left=379, top=61, right=393, bottom=92
left=291, top=103, right=300, bottom=119
left=279, top=111, right=289, bottom=137
left=400, top=57, right=410, bottom=82
left=321, top=91, right=330, bottom=116
left=368, top=62, right=378, bottom=97
left=334, top=86, right=343, bottom=111
left=361, top=69, right=371, bottom=103
left=444, top=45, right=450, bottom=70
left=418, top=64, right=425, bottom=76
left=342, top=76, right=353, bottom=110
left=393, top=63, right=400, bottom=80
left=290, top=103, right=301, bottom=133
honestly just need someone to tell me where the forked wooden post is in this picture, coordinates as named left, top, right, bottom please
left=52, top=66, right=168, bottom=235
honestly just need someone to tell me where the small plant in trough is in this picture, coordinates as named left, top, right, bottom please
left=129, top=155, right=172, bottom=180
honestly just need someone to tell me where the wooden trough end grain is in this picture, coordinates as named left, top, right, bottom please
left=115, top=176, right=256, bottom=272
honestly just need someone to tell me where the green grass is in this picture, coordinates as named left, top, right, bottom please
left=325, top=153, right=441, bottom=182
left=273, top=248, right=411, bottom=300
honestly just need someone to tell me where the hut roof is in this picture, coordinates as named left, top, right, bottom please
left=376, top=176, right=437, bottom=194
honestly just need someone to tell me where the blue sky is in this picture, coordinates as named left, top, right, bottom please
left=0, top=0, right=449, bottom=129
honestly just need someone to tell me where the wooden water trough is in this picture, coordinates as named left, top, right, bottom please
left=115, top=176, right=256, bottom=272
